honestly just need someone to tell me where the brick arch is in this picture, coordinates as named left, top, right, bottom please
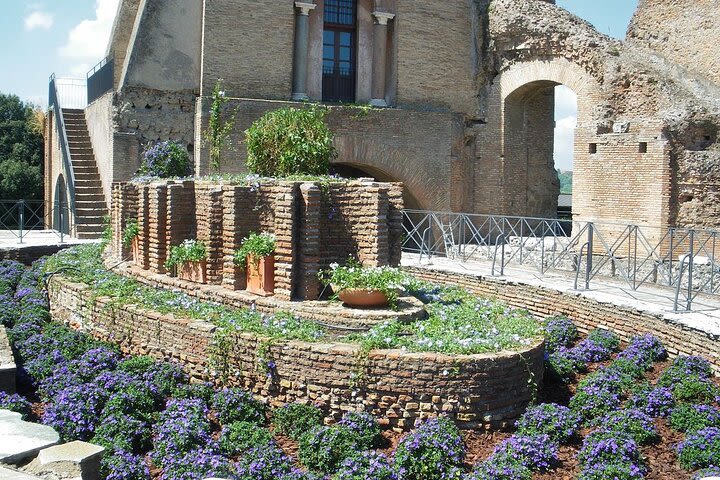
left=493, top=58, right=603, bottom=218
left=331, top=161, right=423, bottom=210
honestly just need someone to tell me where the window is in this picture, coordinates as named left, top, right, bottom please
left=639, top=142, right=648, bottom=154
left=322, top=0, right=356, bottom=102
left=589, top=143, right=597, bottom=154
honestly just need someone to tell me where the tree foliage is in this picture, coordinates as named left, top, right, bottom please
left=0, top=93, right=44, bottom=200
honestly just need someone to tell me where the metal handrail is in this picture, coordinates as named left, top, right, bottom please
left=48, top=74, right=77, bottom=234
left=574, top=242, right=590, bottom=290
left=674, top=254, right=693, bottom=312
left=491, top=234, right=507, bottom=276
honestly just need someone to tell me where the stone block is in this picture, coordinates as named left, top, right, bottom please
left=25, top=441, right=105, bottom=480
left=0, top=466, right=44, bottom=480
left=0, top=410, right=60, bottom=465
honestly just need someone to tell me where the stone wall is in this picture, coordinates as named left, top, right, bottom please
left=405, top=267, right=720, bottom=373
left=111, top=179, right=403, bottom=301
left=48, top=276, right=545, bottom=431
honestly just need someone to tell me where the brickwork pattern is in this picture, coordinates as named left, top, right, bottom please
left=48, top=276, right=545, bottom=431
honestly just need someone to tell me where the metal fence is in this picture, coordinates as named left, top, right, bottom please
left=0, top=200, right=70, bottom=244
left=51, top=77, right=87, bottom=110
left=401, top=210, right=720, bottom=312
left=87, top=56, right=114, bottom=104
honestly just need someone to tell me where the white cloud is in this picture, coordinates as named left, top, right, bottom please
left=24, top=10, right=54, bottom=31
left=554, top=86, right=578, bottom=171
left=58, top=0, right=119, bottom=67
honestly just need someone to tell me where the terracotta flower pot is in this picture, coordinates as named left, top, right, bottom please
left=131, top=236, right=140, bottom=265
left=178, top=259, right=207, bottom=284
left=247, top=255, right=274, bottom=296
left=337, top=288, right=389, bottom=308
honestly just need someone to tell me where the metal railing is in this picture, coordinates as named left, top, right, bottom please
left=402, top=210, right=720, bottom=312
left=48, top=74, right=78, bottom=230
left=51, top=76, right=87, bottom=109
left=87, top=56, right=114, bottom=104
left=0, top=200, right=70, bottom=244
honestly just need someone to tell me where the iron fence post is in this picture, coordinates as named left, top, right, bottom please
left=18, top=200, right=25, bottom=244
left=585, top=222, right=593, bottom=289
left=632, top=225, right=639, bottom=290
left=668, top=228, right=674, bottom=287
left=59, top=202, right=65, bottom=243
left=687, top=230, right=694, bottom=310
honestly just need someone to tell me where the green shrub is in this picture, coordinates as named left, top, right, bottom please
left=677, top=427, right=720, bottom=470
left=233, top=232, right=276, bottom=270
left=219, top=421, right=274, bottom=455
left=122, top=219, right=139, bottom=247
left=338, top=411, right=382, bottom=449
left=138, top=140, right=191, bottom=178
left=165, top=239, right=207, bottom=271
left=245, top=106, right=335, bottom=177
left=669, top=404, right=720, bottom=433
left=587, top=328, right=620, bottom=352
left=272, top=403, right=324, bottom=440
left=393, top=417, right=465, bottom=480
left=212, top=388, right=266, bottom=425
left=298, top=425, right=360, bottom=474
left=117, top=356, right=156, bottom=376
left=672, top=377, right=720, bottom=405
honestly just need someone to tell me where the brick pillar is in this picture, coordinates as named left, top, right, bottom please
left=206, top=186, right=224, bottom=285
left=223, top=186, right=253, bottom=290
left=113, top=183, right=139, bottom=260
left=297, top=183, right=321, bottom=300
left=273, top=184, right=298, bottom=300
left=148, top=184, right=168, bottom=273
left=387, top=183, right=404, bottom=266
left=137, top=185, right=151, bottom=270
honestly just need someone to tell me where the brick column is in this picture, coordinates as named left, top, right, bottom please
left=297, top=183, right=321, bottom=300
left=148, top=184, right=168, bottom=273
left=206, top=186, right=224, bottom=285
left=137, top=185, right=151, bottom=270
left=292, top=2, right=317, bottom=101
left=273, top=184, right=298, bottom=300
left=222, top=186, right=255, bottom=291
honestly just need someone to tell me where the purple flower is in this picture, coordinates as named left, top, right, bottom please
left=515, top=403, right=581, bottom=444
left=394, top=417, right=465, bottom=480
left=492, top=434, right=559, bottom=471
left=677, top=426, right=720, bottom=470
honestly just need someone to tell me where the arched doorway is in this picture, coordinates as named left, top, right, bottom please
left=53, top=175, right=70, bottom=234
left=331, top=162, right=423, bottom=211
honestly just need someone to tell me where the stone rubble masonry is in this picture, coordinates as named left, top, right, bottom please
left=405, top=267, right=720, bottom=373
left=48, top=276, right=545, bottom=431
left=111, top=179, right=404, bottom=301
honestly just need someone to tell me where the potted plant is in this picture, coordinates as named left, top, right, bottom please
left=122, top=219, right=140, bottom=264
left=233, top=232, right=276, bottom=296
left=165, top=239, right=208, bottom=283
left=318, top=259, right=409, bottom=308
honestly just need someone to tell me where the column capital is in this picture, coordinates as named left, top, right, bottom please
left=295, top=2, right=317, bottom=16
left=372, top=11, right=395, bottom=25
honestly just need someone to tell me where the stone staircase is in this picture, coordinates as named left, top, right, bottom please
left=62, top=109, right=107, bottom=239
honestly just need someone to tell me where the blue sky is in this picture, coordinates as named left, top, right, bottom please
left=0, top=0, right=638, bottom=170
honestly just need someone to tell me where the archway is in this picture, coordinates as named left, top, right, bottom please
left=53, top=175, right=70, bottom=234
left=331, top=162, right=423, bottom=211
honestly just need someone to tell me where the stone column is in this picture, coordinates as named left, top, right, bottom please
left=370, top=11, right=395, bottom=107
left=292, top=2, right=317, bottom=101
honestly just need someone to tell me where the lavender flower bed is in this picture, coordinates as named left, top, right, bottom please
left=3, top=256, right=720, bottom=480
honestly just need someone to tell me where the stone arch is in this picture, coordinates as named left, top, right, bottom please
left=496, top=58, right=603, bottom=218
left=331, top=162, right=422, bottom=210
left=53, top=175, right=70, bottom=234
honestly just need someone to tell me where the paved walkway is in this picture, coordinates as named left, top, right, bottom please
left=402, top=252, right=720, bottom=338
left=0, top=230, right=90, bottom=248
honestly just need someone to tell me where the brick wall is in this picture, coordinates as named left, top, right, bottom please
left=111, top=179, right=404, bottom=301
left=48, top=276, right=545, bottom=431
left=405, top=267, right=720, bottom=373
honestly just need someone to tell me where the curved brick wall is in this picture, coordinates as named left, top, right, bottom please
left=405, top=267, right=720, bottom=373
left=48, top=276, right=544, bottom=431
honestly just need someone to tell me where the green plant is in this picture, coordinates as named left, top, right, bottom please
left=672, top=377, right=720, bottom=405
left=204, top=79, right=237, bottom=172
left=272, top=403, right=324, bottom=440
left=318, top=258, right=409, bottom=307
left=122, top=219, right=139, bottom=247
left=219, top=421, right=274, bottom=455
left=165, top=239, right=207, bottom=271
left=669, top=404, right=720, bottom=433
left=298, top=425, right=360, bottom=474
left=233, top=232, right=276, bottom=270
left=393, top=417, right=465, bottom=480
left=245, top=106, right=335, bottom=177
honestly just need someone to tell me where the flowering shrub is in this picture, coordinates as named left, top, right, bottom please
left=600, top=408, right=659, bottom=445
left=165, top=239, right=207, bottom=271
left=332, top=451, right=397, bottom=480
left=545, top=348, right=581, bottom=382
left=42, top=383, right=105, bottom=440
left=0, top=294, right=18, bottom=326
left=0, top=391, right=32, bottom=419
left=152, top=398, right=212, bottom=464
left=492, top=434, right=559, bottom=471
left=515, top=403, right=581, bottom=444
left=669, top=404, right=720, bottom=433
left=102, top=450, right=151, bottom=480
left=616, top=334, right=667, bottom=369
left=272, top=403, right=324, bottom=440
left=234, top=443, right=296, bottom=480
left=94, top=412, right=152, bottom=454
left=245, top=106, right=335, bottom=177
left=658, top=355, right=713, bottom=387
left=467, top=455, right=532, bottom=480
left=394, top=417, right=465, bottom=480
left=578, top=429, right=646, bottom=478
left=338, top=411, right=382, bottom=449
left=319, top=259, right=409, bottom=307
left=570, top=337, right=614, bottom=363
left=0, top=260, right=25, bottom=289
left=141, top=360, right=188, bottom=400
left=677, top=426, right=720, bottom=470
left=171, top=382, right=215, bottom=404
left=159, top=447, right=232, bottom=480
left=298, top=425, right=361, bottom=473
left=138, top=140, right=191, bottom=178
left=212, top=387, right=266, bottom=425
left=219, top=421, right=274, bottom=455
left=628, top=384, right=674, bottom=417
left=672, top=376, right=720, bottom=405
left=542, top=315, right=578, bottom=352
left=233, top=232, right=276, bottom=270
left=587, top=328, right=620, bottom=351
left=570, top=379, right=622, bottom=423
